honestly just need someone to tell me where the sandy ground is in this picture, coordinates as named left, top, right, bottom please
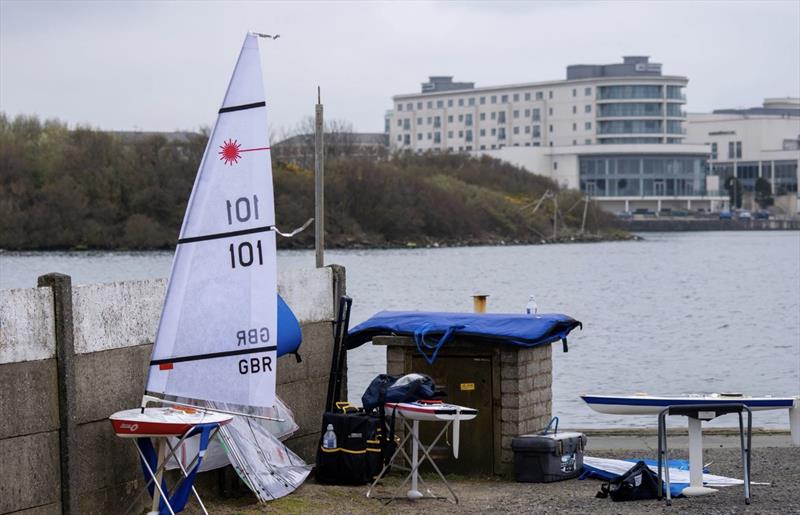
left=184, top=445, right=800, bottom=515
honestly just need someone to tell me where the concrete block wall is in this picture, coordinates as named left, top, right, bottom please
left=499, top=344, right=553, bottom=470
left=0, top=265, right=344, bottom=514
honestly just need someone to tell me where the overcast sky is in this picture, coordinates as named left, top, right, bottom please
left=1, top=1, right=798, bottom=135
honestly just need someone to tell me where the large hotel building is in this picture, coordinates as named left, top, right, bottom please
left=386, top=56, right=799, bottom=213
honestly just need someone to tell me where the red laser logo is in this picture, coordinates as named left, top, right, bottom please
left=218, top=138, right=271, bottom=166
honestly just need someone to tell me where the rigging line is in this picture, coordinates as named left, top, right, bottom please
left=150, top=345, right=276, bottom=366
left=275, top=218, right=314, bottom=238
left=177, top=225, right=274, bottom=244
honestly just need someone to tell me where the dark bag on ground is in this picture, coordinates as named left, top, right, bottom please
left=596, top=460, right=661, bottom=502
left=315, top=403, right=387, bottom=485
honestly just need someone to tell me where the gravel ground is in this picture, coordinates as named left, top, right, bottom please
left=188, top=446, right=800, bottom=514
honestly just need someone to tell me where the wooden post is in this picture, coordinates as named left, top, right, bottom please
left=472, top=294, right=488, bottom=313
left=315, top=87, right=325, bottom=268
left=552, top=193, right=558, bottom=240
left=580, top=195, right=589, bottom=235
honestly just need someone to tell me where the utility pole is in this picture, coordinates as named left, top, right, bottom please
left=552, top=193, right=559, bottom=240
left=315, top=87, right=324, bottom=268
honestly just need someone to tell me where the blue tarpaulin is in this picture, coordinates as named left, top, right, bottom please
left=347, top=311, right=582, bottom=364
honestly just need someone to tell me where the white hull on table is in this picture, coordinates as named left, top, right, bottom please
left=384, top=401, right=478, bottom=421
left=581, top=393, right=798, bottom=415
left=110, top=407, right=233, bottom=438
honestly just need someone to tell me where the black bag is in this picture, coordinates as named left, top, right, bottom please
left=361, top=373, right=442, bottom=412
left=315, top=403, right=388, bottom=485
left=596, top=461, right=661, bottom=502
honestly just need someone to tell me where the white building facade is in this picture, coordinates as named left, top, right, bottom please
left=386, top=56, right=721, bottom=212
left=685, top=98, right=800, bottom=213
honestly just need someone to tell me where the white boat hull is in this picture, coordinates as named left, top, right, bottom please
left=384, top=401, right=478, bottom=422
left=581, top=393, right=798, bottom=415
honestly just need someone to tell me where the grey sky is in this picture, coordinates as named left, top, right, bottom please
left=1, top=0, right=798, bottom=135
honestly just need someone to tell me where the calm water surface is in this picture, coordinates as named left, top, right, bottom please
left=2, top=231, right=798, bottom=428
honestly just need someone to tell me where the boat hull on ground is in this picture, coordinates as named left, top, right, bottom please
left=580, top=394, right=798, bottom=415
left=110, top=407, right=233, bottom=438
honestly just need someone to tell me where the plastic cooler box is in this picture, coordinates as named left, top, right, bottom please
left=511, top=432, right=587, bottom=482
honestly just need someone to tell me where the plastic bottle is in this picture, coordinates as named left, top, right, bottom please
left=526, top=295, right=538, bottom=315
left=322, top=423, right=337, bottom=449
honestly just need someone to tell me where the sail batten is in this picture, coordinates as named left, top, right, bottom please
left=146, top=33, right=277, bottom=408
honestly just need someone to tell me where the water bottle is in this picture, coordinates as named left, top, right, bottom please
left=526, top=294, right=538, bottom=315
left=322, top=423, right=337, bottom=449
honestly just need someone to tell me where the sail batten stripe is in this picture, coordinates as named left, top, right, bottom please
left=150, top=345, right=277, bottom=366
left=219, top=101, right=266, bottom=113
left=178, top=225, right=274, bottom=244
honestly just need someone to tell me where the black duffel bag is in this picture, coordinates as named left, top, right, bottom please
left=315, top=403, right=386, bottom=485
left=596, top=460, right=661, bottom=502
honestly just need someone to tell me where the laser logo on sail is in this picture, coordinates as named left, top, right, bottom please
left=219, top=138, right=242, bottom=165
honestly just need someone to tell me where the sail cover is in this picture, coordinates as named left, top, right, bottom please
left=147, top=33, right=278, bottom=407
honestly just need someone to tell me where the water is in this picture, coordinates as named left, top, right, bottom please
left=2, top=231, right=798, bottom=428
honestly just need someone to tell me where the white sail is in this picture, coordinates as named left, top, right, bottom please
left=146, top=33, right=278, bottom=407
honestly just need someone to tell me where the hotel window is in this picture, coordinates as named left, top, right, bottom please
left=728, top=141, right=735, bottom=158
left=407, top=103, right=413, bottom=110
left=525, top=126, right=531, bottom=134
left=491, top=95, right=497, bottom=103
left=585, top=105, right=592, bottom=113
left=572, top=88, right=577, bottom=97
left=403, top=119, right=410, bottom=130
left=491, top=144, right=497, bottom=149
left=468, top=97, right=475, bottom=106
left=498, top=128, right=506, bottom=140
left=534, top=142, right=540, bottom=147
left=458, top=114, right=464, bottom=122
left=437, top=100, right=444, bottom=108
left=548, top=90, right=553, bottom=99
left=397, top=119, right=402, bottom=127
left=459, top=98, right=464, bottom=106
left=417, top=133, right=422, bottom=141
left=480, top=129, right=486, bottom=136
left=532, top=108, right=540, bottom=121
left=397, top=134, right=402, bottom=141
left=524, top=109, right=530, bottom=117
left=466, top=130, right=473, bottom=142
left=513, top=93, right=519, bottom=101
left=498, top=111, right=506, bottom=123
left=480, top=96, right=486, bottom=104
left=427, top=117, right=432, bottom=124
left=711, top=142, right=718, bottom=160
left=533, top=125, right=541, bottom=137
left=448, top=131, right=453, bottom=138
left=448, top=99, right=453, bottom=107
left=548, top=107, right=553, bottom=115
left=585, top=121, right=592, bottom=130
left=573, top=140, right=577, bottom=145
left=513, top=110, right=519, bottom=119
left=572, top=123, right=577, bottom=131
left=418, top=118, right=423, bottom=125
left=736, top=141, right=742, bottom=158
left=572, top=106, right=577, bottom=114
left=397, top=104, right=403, bottom=111
left=525, top=92, right=531, bottom=101
left=433, top=116, right=441, bottom=128
left=465, top=114, right=473, bottom=126
left=417, top=102, right=422, bottom=109
left=501, top=95, right=508, bottom=103
left=403, top=134, right=410, bottom=145
left=427, top=133, right=432, bottom=140
left=427, top=101, right=432, bottom=109
left=448, top=115, right=453, bottom=123
left=491, top=112, right=496, bottom=120
left=554, top=161, right=558, bottom=170
left=513, top=127, right=520, bottom=135
left=480, top=113, right=486, bottom=121
left=549, top=124, right=553, bottom=133
left=536, top=91, right=543, bottom=100
left=434, top=132, right=441, bottom=143
left=458, top=130, right=464, bottom=137
left=491, top=128, right=497, bottom=136
left=480, top=145, right=486, bottom=150
left=585, top=138, right=592, bottom=144
left=584, top=87, right=591, bottom=96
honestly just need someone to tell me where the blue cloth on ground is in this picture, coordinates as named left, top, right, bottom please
left=347, top=311, right=582, bottom=364
left=579, top=458, right=708, bottom=498
left=277, top=294, right=302, bottom=358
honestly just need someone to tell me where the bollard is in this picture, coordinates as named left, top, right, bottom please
left=472, top=294, right=488, bottom=313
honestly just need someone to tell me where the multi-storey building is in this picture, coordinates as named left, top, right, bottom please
left=386, top=56, right=722, bottom=213
left=685, top=98, right=800, bottom=213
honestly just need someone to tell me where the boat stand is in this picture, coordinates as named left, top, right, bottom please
left=366, top=419, right=459, bottom=504
left=130, top=423, right=222, bottom=515
left=657, top=403, right=751, bottom=505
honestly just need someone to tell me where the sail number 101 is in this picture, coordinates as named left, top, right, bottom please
left=226, top=195, right=259, bottom=225
left=229, top=240, right=264, bottom=268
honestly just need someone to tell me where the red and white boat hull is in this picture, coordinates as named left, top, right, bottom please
left=110, top=407, right=233, bottom=438
left=384, top=401, right=478, bottom=422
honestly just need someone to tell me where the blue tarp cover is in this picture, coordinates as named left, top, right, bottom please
left=347, top=311, right=581, bottom=363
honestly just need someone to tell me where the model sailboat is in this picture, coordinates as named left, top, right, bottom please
left=111, top=33, right=310, bottom=511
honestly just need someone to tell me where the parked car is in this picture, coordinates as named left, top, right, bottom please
left=719, top=210, right=732, bottom=220
left=737, top=210, right=753, bottom=220
left=615, top=210, right=632, bottom=219
left=754, top=210, right=770, bottom=220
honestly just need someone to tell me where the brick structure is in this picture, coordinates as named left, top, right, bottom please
left=378, top=336, right=553, bottom=476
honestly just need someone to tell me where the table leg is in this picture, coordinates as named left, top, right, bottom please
left=682, top=417, right=717, bottom=497
left=408, top=420, right=423, bottom=499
